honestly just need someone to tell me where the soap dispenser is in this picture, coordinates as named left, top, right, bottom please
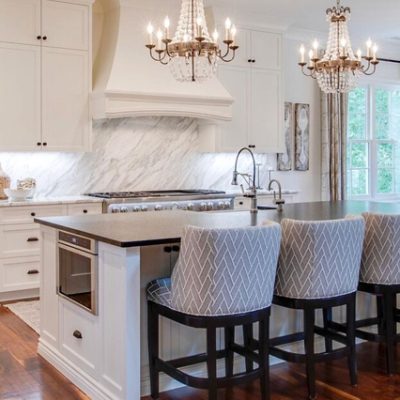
left=0, top=163, right=10, bottom=200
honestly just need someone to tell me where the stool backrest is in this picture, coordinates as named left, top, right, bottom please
left=361, top=212, right=400, bottom=285
left=171, top=222, right=281, bottom=316
left=275, top=216, right=365, bottom=299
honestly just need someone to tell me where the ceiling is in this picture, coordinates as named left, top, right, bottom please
left=207, top=0, right=400, bottom=44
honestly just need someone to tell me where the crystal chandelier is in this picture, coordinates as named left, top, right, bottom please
left=145, top=0, right=238, bottom=83
left=298, top=0, right=379, bottom=93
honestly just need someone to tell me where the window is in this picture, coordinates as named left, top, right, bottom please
left=347, top=84, right=400, bottom=199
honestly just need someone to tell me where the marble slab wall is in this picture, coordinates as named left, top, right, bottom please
left=0, top=117, right=276, bottom=197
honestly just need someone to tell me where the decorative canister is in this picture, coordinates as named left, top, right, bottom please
left=0, top=163, right=10, bottom=200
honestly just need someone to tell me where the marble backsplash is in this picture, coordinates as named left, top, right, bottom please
left=0, top=117, right=276, bottom=197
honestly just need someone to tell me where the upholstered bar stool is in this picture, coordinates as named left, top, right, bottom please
left=269, top=217, right=365, bottom=400
left=356, top=212, right=400, bottom=375
left=147, top=223, right=281, bottom=400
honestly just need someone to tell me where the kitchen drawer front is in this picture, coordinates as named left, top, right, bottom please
left=0, top=257, right=40, bottom=292
left=67, top=203, right=102, bottom=216
left=0, top=205, right=65, bottom=224
left=59, top=300, right=99, bottom=377
left=0, top=224, right=41, bottom=258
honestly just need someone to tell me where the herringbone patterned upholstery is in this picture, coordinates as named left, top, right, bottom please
left=360, top=212, right=400, bottom=285
left=275, top=216, right=365, bottom=299
left=147, top=223, right=281, bottom=316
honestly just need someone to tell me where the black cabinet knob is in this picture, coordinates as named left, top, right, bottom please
left=172, top=245, right=180, bottom=252
left=248, top=59, right=252, bottom=63
left=252, top=59, right=256, bottom=63
left=36, top=35, right=42, bottom=40
left=37, top=142, right=41, bottom=146
left=43, top=36, right=47, bottom=41
left=164, top=246, right=172, bottom=253
left=83, top=209, right=88, bottom=214
left=30, top=212, right=36, bottom=217
left=43, top=142, right=47, bottom=146
left=73, top=330, right=83, bottom=339
left=27, top=269, right=39, bottom=275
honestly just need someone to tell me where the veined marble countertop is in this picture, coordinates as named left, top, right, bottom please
left=0, top=195, right=103, bottom=207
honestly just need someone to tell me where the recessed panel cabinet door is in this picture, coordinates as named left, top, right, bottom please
left=249, top=69, right=283, bottom=153
left=42, top=47, right=90, bottom=151
left=0, top=43, right=41, bottom=150
left=0, top=0, right=41, bottom=45
left=217, top=66, right=249, bottom=152
left=250, top=30, right=281, bottom=70
left=42, top=0, right=89, bottom=51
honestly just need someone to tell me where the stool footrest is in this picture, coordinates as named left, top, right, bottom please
left=269, top=346, right=349, bottom=364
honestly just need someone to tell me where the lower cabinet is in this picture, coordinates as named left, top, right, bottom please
left=0, top=202, right=102, bottom=296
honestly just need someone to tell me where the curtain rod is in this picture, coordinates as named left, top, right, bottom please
left=378, top=58, right=400, bottom=64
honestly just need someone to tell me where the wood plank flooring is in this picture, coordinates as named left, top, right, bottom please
left=0, top=304, right=398, bottom=399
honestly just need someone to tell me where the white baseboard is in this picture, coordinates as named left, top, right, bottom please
left=0, top=288, right=39, bottom=303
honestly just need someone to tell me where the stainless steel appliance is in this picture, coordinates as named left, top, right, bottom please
left=86, top=190, right=235, bottom=214
left=57, top=231, right=98, bottom=315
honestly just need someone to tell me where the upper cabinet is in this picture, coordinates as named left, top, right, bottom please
left=0, top=0, right=93, bottom=152
left=202, top=28, right=284, bottom=154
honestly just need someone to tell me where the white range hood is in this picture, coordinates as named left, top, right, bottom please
left=92, top=0, right=233, bottom=121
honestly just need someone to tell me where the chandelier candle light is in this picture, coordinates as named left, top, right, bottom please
left=145, top=0, right=238, bottom=83
left=298, top=0, right=379, bottom=93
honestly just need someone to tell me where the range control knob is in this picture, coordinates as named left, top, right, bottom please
left=111, top=207, right=120, bottom=213
left=218, top=201, right=225, bottom=210
left=155, top=205, right=163, bottom=211
left=207, top=202, right=214, bottom=211
left=200, top=202, right=207, bottom=211
left=141, top=205, right=148, bottom=212
left=120, top=207, right=128, bottom=213
left=224, top=201, right=232, bottom=209
left=133, top=206, right=141, bottom=212
left=187, top=203, right=194, bottom=211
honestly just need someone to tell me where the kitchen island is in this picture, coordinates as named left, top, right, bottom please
left=35, top=201, right=400, bottom=400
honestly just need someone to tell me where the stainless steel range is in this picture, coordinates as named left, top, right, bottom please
left=86, top=190, right=235, bottom=213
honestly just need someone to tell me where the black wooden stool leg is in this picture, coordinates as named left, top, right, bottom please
left=323, top=307, right=333, bottom=352
left=259, top=313, right=270, bottom=400
left=304, top=307, right=316, bottom=400
left=207, top=327, right=218, bottom=400
left=346, top=295, right=357, bottom=386
left=384, top=292, right=396, bottom=375
left=243, top=323, right=254, bottom=372
left=377, top=295, right=385, bottom=335
left=225, top=326, right=235, bottom=377
left=147, top=302, right=160, bottom=399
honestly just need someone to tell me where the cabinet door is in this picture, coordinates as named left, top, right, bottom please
left=0, top=0, right=41, bottom=45
left=227, top=28, right=251, bottom=69
left=42, top=0, right=89, bottom=50
left=217, top=65, right=249, bottom=152
left=0, top=43, right=41, bottom=151
left=249, top=69, right=284, bottom=153
left=250, top=30, right=281, bottom=70
left=42, top=47, right=90, bottom=151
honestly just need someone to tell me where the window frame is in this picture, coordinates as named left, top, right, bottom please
left=347, top=81, right=400, bottom=201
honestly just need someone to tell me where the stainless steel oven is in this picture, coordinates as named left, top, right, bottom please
left=57, top=230, right=98, bottom=315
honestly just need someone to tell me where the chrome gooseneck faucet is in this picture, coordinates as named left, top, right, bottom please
left=232, top=147, right=258, bottom=213
left=268, top=179, right=285, bottom=212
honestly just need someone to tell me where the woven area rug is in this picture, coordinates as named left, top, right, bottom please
left=4, top=300, right=40, bottom=334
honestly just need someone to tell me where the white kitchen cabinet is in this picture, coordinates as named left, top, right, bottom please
left=203, top=28, right=284, bottom=154
left=42, top=0, right=89, bottom=50
left=0, top=201, right=101, bottom=297
left=0, top=42, right=41, bottom=151
left=0, top=0, right=93, bottom=152
left=42, top=47, right=90, bottom=151
left=0, top=0, right=41, bottom=46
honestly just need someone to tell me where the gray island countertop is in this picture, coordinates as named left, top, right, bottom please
left=34, top=201, right=400, bottom=248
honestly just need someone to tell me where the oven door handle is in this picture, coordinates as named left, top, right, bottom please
left=57, top=242, right=98, bottom=261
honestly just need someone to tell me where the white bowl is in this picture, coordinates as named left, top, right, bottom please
left=4, top=188, right=34, bottom=201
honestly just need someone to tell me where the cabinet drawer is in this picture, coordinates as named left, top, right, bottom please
left=1, top=258, right=40, bottom=292
left=59, top=301, right=98, bottom=377
left=67, top=203, right=102, bottom=216
left=0, top=224, right=41, bottom=258
left=0, top=205, right=65, bottom=224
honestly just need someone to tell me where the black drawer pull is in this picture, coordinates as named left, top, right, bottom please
left=73, top=330, right=83, bottom=339
left=27, top=269, right=39, bottom=275
left=248, top=145, right=256, bottom=149
left=27, top=237, right=39, bottom=242
left=30, top=212, right=36, bottom=217
left=172, top=245, right=180, bottom=252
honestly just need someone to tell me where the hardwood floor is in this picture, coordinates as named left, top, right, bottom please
left=0, top=304, right=398, bottom=400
